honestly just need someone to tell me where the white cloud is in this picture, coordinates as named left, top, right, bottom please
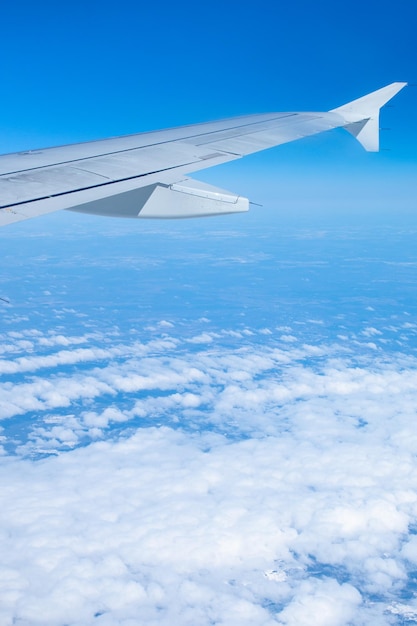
left=361, top=327, right=383, bottom=337
left=279, top=334, right=297, bottom=343
left=276, top=579, right=362, bottom=626
left=158, top=320, right=174, bottom=328
left=2, top=323, right=417, bottom=623
left=1, top=421, right=415, bottom=625
left=186, top=332, right=214, bottom=344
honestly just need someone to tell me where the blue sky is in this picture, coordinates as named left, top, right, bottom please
left=1, top=0, right=416, bottom=212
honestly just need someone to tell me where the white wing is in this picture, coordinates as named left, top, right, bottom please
left=0, top=83, right=406, bottom=227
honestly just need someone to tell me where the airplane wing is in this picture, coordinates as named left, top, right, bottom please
left=0, top=82, right=406, bottom=227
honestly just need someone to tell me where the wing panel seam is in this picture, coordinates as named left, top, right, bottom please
left=0, top=114, right=298, bottom=177
left=0, top=161, right=199, bottom=211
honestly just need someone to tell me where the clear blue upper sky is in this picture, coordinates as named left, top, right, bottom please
left=1, top=0, right=416, bottom=210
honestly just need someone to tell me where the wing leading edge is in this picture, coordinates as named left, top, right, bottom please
left=0, top=82, right=407, bottom=227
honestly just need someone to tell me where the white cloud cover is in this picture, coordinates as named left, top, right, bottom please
left=1, top=321, right=417, bottom=624
left=0, top=424, right=415, bottom=625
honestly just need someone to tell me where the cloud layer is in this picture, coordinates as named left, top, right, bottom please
left=1, top=320, right=417, bottom=624
left=2, top=211, right=417, bottom=624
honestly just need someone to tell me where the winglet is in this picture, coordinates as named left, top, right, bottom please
left=330, top=82, right=407, bottom=151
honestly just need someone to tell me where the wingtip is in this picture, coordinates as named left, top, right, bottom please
left=330, top=82, right=407, bottom=152
left=331, top=82, right=408, bottom=116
